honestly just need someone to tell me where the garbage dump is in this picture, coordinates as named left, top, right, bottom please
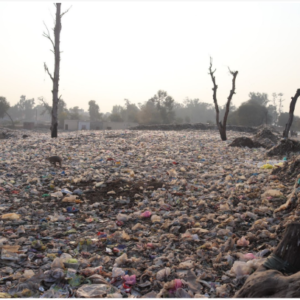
left=0, top=128, right=299, bottom=298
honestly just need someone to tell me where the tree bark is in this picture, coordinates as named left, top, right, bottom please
left=44, top=3, right=68, bottom=138
left=234, top=223, right=300, bottom=298
left=208, top=58, right=238, bottom=141
left=283, top=89, right=300, bottom=138
left=5, top=112, right=14, bottom=128
left=50, top=3, right=62, bottom=138
left=264, top=222, right=300, bottom=273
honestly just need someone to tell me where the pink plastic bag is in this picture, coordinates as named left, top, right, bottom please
left=141, top=211, right=152, bottom=218
left=123, top=274, right=136, bottom=285
left=169, top=279, right=183, bottom=293
left=243, top=253, right=257, bottom=260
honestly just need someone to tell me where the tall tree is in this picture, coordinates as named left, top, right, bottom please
left=208, top=58, right=238, bottom=141
left=283, top=89, right=300, bottom=138
left=69, top=106, right=80, bottom=120
left=236, top=101, right=269, bottom=126
left=43, top=3, right=70, bottom=138
left=149, top=90, right=175, bottom=124
left=248, top=92, right=269, bottom=107
left=17, top=95, right=35, bottom=120
left=0, top=97, right=14, bottom=127
left=123, top=99, right=140, bottom=122
left=88, top=100, right=102, bottom=121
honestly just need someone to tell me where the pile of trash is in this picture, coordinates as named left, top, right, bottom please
left=0, top=129, right=299, bottom=298
left=229, top=128, right=280, bottom=149
left=229, top=137, right=264, bottom=148
left=253, top=128, right=279, bottom=149
left=271, top=155, right=300, bottom=179
left=0, top=129, right=17, bottom=140
left=267, top=138, right=300, bottom=157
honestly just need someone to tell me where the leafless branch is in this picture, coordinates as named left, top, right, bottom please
left=44, top=62, right=54, bottom=81
left=208, top=58, right=238, bottom=141
left=61, top=6, right=72, bottom=18
left=228, top=66, right=237, bottom=76
left=223, top=69, right=238, bottom=127
left=208, top=57, right=219, bottom=120
left=42, top=22, right=55, bottom=51
left=38, top=96, right=52, bottom=115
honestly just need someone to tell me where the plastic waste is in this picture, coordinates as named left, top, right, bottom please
left=1, top=213, right=20, bottom=220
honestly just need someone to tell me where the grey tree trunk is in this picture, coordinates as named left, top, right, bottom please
left=43, top=3, right=69, bottom=138
left=208, top=58, right=238, bottom=141
left=51, top=3, right=61, bottom=138
left=283, top=89, right=300, bottom=138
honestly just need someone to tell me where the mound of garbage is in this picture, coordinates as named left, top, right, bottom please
left=253, top=128, right=279, bottom=149
left=229, top=137, right=264, bottom=148
left=271, top=155, right=300, bottom=179
left=267, top=139, right=300, bottom=156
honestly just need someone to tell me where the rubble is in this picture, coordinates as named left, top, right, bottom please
left=0, top=128, right=299, bottom=297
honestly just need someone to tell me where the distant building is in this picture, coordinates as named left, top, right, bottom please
left=64, top=120, right=90, bottom=131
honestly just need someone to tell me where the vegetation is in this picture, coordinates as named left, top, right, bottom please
left=0, top=96, right=14, bottom=127
left=2, top=90, right=300, bottom=132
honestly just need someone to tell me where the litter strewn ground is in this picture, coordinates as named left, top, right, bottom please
left=0, top=128, right=299, bottom=298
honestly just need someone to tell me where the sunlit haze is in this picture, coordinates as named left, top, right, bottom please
left=1, top=1, right=300, bottom=114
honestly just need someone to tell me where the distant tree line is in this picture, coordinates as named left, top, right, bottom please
left=1, top=90, right=300, bottom=130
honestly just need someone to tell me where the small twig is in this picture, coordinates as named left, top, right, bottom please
left=42, top=22, right=55, bottom=51
left=44, top=62, right=54, bottom=81
left=61, top=5, right=72, bottom=18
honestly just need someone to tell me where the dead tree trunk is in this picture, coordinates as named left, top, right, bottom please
left=264, top=223, right=300, bottom=273
left=235, top=223, right=300, bottom=298
left=283, top=89, right=300, bottom=138
left=43, top=3, right=70, bottom=138
left=208, top=58, right=238, bottom=141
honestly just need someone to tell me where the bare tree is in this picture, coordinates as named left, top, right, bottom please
left=283, top=89, right=300, bottom=138
left=43, top=3, right=70, bottom=138
left=208, top=58, right=238, bottom=141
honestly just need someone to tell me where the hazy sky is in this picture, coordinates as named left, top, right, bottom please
left=1, top=1, right=300, bottom=114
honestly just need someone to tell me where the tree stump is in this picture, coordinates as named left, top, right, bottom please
left=264, top=223, right=300, bottom=274
left=234, top=223, right=300, bottom=297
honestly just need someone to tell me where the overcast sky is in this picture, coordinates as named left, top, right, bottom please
left=1, top=1, right=300, bottom=114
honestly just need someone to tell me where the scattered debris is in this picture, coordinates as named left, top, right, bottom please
left=0, top=128, right=299, bottom=297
